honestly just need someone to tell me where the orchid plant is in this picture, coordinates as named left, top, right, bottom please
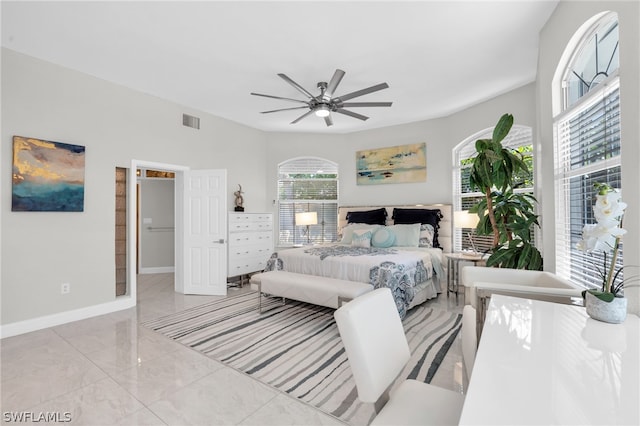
left=576, top=183, right=627, bottom=301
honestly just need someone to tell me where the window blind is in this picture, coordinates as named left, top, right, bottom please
left=278, top=158, right=339, bottom=245
left=554, top=81, right=622, bottom=289
left=453, top=125, right=534, bottom=252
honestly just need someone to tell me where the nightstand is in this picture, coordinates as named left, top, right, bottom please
left=444, top=252, right=486, bottom=300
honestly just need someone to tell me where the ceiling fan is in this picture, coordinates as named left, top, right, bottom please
left=251, top=69, right=392, bottom=127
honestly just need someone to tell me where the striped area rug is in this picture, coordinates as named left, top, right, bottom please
left=143, top=291, right=461, bottom=425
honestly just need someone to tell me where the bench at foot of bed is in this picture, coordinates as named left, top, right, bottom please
left=250, top=271, right=373, bottom=312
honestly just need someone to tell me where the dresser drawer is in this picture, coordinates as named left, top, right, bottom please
left=228, top=243, right=273, bottom=259
left=228, top=232, right=273, bottom=247
left=229, top=213, right=272, bottom=223
left=228, top=256, right=269, bottom=276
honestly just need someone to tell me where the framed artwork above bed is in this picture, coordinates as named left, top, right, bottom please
left=356, top=143, right=426, bottom=185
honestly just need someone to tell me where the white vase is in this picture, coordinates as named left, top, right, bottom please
left=585, top=292, right=627, bottom=324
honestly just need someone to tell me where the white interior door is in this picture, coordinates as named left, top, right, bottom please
left=183, top=169, right=227, bottom=295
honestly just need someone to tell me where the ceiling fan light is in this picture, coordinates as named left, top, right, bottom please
left=315, top=105, right=331, bottom=117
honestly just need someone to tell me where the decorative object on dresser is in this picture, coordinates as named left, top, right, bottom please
left=227, top=212, right=273, bottom=285
left=294, top=211, right=317, bottom=244
left=233, top=184, right=244, bottom=212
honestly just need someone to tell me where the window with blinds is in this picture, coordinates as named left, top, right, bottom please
left=554, top=12, right=621, bottom=290
left=278, top=157, right=338, bottom=245
left=452, top=125, right=534, bottom=252
left=554, top=82, right=622, bottom=289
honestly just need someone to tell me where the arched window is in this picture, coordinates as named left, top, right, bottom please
left=453, top=125, right=534, bottom=252
left=277, top=157, right=339, bottom=246
left=553, top=12, right=621, bottom=289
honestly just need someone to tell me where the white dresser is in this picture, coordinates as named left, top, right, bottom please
left=227, top=212, right=274, bottom=281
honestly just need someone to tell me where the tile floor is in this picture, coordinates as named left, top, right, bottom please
left=1, top=274, right=468, bottom=425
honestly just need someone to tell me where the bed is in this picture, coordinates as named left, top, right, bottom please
left=264, top=204, right=452, bottom=317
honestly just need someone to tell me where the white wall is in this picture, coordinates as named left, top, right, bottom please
left=264, top=83, right=536, bottom=227
left=537, top=1, right=640, bottom=315
left=3, top=0, right=637, bottom=330
left=139, top=178, right=175, bottom=272
left=1, top=48, right=268, bottom=326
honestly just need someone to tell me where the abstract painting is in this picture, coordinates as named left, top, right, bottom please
left=356, top=142, right=426, bottom=185
left=12, top=136, right=85, bottom=211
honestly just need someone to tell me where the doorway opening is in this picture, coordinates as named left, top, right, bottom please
left=127, top=160, right=188, bottom=302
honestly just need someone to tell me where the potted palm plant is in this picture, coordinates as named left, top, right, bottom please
left=468, top=113, right=543, bottom=270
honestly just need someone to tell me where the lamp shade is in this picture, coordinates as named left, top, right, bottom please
left=454, top=210, right=480, bottom=229
left=295, top=212, right=318, bottom=226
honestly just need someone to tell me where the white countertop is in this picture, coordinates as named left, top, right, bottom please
left=459, top=294, right=639, bottom=425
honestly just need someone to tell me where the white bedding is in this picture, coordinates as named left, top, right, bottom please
left=265, top=244, right=445, bottom=317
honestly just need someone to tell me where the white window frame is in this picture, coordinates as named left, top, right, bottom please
left=553, top=12, right=621, bottom=290
left=277, top=157, right=339, bottom=246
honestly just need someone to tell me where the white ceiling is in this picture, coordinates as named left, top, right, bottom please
left=1, top=1, right=558, bottom=134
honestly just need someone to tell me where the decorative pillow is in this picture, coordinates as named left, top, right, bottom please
left=371, top=227, right=396, bottom=248
left=341, top=224, right=382, bottom=244
left=351, top=230, right=372, bottom=248
left=419, top=224, right=435, bottom=248
left=387, top=223, right=421, bottom=247
left=346, top=208, right=388, bottom=225
left=392, top=208, right=443, bottom=248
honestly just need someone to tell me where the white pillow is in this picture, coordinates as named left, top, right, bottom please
left=351, top=230, right=372, bottom=248
left=387, top=223, right=421, bottom=247
left=341, top=224, right=382, bottom=244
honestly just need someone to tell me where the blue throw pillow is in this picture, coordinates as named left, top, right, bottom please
left=371, top=227, right=396, bottom=248
left=387, top=223, right=421, bottom=247
left=351, top=230, right=372, bottom=248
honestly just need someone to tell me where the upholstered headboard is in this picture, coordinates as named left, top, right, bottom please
left=337, top=204, right=453, bottom=253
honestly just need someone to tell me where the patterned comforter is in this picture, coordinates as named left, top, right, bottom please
left=264, top=244, right=443, bottom=318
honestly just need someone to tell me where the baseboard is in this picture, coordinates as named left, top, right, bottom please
left=0, top=296, right=136, bottom=339
left=139, top=266, right=175, bottom=274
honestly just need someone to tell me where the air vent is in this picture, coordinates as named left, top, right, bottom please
left=182, top=114, right=200, bottom=129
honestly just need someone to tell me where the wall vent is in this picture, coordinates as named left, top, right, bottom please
left=182, top=114, right=200, bottom=129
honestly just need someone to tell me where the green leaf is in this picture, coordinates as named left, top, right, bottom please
left=475, top=139, right=491, bottom=153
left=586, top=290, right=616, bottom=302
left=516, top=244, right=532, bottom=269
left=492, top=113, right=514, bottom=144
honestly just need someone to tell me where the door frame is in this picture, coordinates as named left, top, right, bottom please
left=128, top=160, right=189, bottom=300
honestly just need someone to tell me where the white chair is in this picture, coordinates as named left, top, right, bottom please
left=334, top=288, right=467, bottom=425
left=461, top=266, right=583, bottom=338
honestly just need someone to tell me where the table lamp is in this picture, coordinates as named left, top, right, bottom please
left=295, top=212, right=318, bottom=244
left=454, top=210, right=480, bottom=255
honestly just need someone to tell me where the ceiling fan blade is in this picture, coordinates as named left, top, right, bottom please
left=324, top=114, right=334, bottom=127
left=336, top=83, right=389, bottom=102
left=323, top=69, right=346, bottom=101
left=260, top=106, right=309, bottom=114
left=335, top=108, right=369, bottom=121
left=278, top=73, right=316, bottom=100
left=291, top=109, right=315, bottom=124
left=251, top=92, right=309, bottom=104
left=340, top=102, right=393, bottom=107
